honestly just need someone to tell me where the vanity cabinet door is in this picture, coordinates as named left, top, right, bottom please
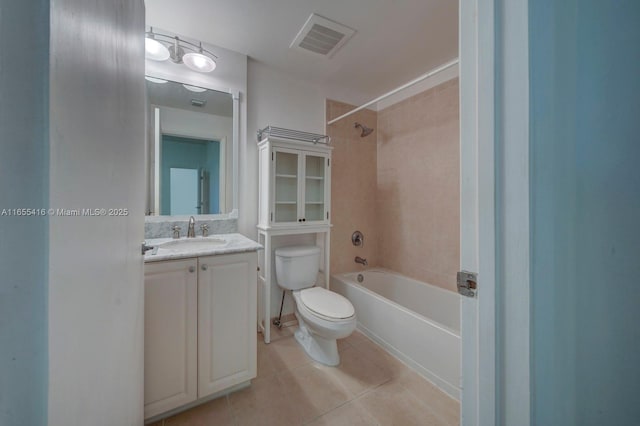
left=144, top=259, right=198, bottom=419
left=197, top=252, right=257, bottom=398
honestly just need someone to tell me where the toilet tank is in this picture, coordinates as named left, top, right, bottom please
left=274, top=245, right=321, bottom=290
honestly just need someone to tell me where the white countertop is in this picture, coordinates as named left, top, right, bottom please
left=144, top=233, right=262, bottom=263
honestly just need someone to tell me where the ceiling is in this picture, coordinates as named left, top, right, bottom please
left=145, top=0, right=458, bottom=99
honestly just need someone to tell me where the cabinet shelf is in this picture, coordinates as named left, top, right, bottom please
left=275, top=174, right=297, bottom=179
left=305, top=176, right=324, bottom=180
left=275, top=201, right=297, bottom=205
left=305, top=201, right=324, bottom=205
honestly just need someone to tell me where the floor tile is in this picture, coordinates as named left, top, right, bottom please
left=230, top=378, right=314, bottom=426
left=350, top=338, right=410, bottom=378
left=397, top=370, right=460, bottom=426
left=156, top=332, right=459, bottom=426
left=277, top=362, right=352, bottom=421
left=164, top=396, right=233, bottom=426
left=343, top=330, right=369, bottom=346
left=356, top=381, right=446, bottom=426
left=267, top=334, right=312, bottom=371
left=306, top=400, right=380, bottom=426
left=322, top=345, right=392, bottom=396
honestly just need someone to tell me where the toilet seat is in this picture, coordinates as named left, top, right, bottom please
left=297, top=287, right=355, bottom=321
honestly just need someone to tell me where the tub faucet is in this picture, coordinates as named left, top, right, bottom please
left=187, top=216, right=196, bottom=238
left=355, top=256, right=368, bottom=267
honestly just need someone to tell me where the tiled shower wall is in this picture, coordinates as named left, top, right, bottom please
left=326, top=100, right=379, bottom=274
left=376, top=78, right=460, bottom=292
left=327, top=77, right=460, bottom=292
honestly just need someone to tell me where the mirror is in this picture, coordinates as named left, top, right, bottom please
left=146, top=77, right=238, bottom=216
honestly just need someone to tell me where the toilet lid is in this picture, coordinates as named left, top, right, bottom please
left=299, top=287, right=355, bottom=319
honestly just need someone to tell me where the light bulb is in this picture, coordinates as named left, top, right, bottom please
left=183, top=52, right=216, bottom=73
left=145, top=38, right=170, bottom=61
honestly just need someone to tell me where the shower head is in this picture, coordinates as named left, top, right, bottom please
left=354, top=122, right=374, bottom=137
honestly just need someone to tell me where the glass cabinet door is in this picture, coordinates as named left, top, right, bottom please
left=303, top=154, right=327, bottom=222
left=273, top=150, right=299, bottom=223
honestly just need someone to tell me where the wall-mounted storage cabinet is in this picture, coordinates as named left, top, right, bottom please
left=259, top=139, right=332, bottom=228
left=144, top=252, right=257, bottom=420
left=257, top=132, right=332, bottom=344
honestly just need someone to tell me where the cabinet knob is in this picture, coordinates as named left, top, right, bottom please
left=188, top=266, right=195, bottom=273
left=302, top=218, right=306, bottom=222
left=201, top=264, right=208, bottom=271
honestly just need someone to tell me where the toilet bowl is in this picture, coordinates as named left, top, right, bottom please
left=275, top=246, right=356, bottom=366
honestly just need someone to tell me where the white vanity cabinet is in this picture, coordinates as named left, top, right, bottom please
left=144, top=251, right=257, bottom=420
left=144, top=258, right=198, bottom=418
left=197, top=253, right=257, bottom=397
left=258, top=138, right=332, bottom=227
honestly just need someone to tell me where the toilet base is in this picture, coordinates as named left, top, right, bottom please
left=294, top=313, right=340, bottom=366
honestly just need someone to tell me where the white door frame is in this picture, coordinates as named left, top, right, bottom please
left=460, top=0, right=531, bottom=424
left=459, top=0, right=496, bottom=424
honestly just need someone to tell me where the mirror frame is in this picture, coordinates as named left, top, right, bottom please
left=145, top=73, right=240, bottom=220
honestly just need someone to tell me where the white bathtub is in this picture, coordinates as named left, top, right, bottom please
left=331, top=269, right=460, bottom=399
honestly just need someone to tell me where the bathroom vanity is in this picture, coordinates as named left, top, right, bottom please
left=143, top=234, right=261, bottom=421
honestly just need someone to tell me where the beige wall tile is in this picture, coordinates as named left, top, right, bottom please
left=327, top=100, right=379, bottom=275
left=376, top=79, right=460, bottom=292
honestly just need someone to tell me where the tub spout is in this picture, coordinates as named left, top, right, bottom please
left=355, top=256, right=368, bottom=267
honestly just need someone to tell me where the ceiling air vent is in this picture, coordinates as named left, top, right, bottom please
left=290, top=14, right=356, bottom=58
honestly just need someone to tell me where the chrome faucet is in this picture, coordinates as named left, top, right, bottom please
left=187, top=216, right=196, bottom=238
left=355, top=256, right=368, bottom=267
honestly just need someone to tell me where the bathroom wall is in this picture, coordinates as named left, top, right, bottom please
left=376, top=78, right=460, bottom=292
left=326, top=100, right=379, bottom=274
left=0, top=1, right=49, bottom=424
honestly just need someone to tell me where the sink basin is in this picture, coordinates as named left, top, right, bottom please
left=156, top=237, right=227, bottom=253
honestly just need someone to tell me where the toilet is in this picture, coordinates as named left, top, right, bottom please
left=275, top=245, right=356, bottom=366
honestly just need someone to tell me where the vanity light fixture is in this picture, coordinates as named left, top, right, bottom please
left=183, top=43, right=217, bottom=73
left=145, top=30, right=170, bottom=61
left=145, top=28, right=218, bottom=73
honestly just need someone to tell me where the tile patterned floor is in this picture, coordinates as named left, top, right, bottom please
left=149, top=326, right=459, bottom=426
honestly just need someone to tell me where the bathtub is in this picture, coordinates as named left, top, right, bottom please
left=331, top=269, right=460, bottom=399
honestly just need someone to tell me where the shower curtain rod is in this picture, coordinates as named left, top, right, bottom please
left=326, top=58, right=459, bottom=125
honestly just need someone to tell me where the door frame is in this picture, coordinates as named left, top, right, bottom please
left=460, top=0, right=531, bottom=424
left=459, top=0, right=497, bottom=424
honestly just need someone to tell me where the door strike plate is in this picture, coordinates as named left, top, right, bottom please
left=457, top=271, right=477, bottom=298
